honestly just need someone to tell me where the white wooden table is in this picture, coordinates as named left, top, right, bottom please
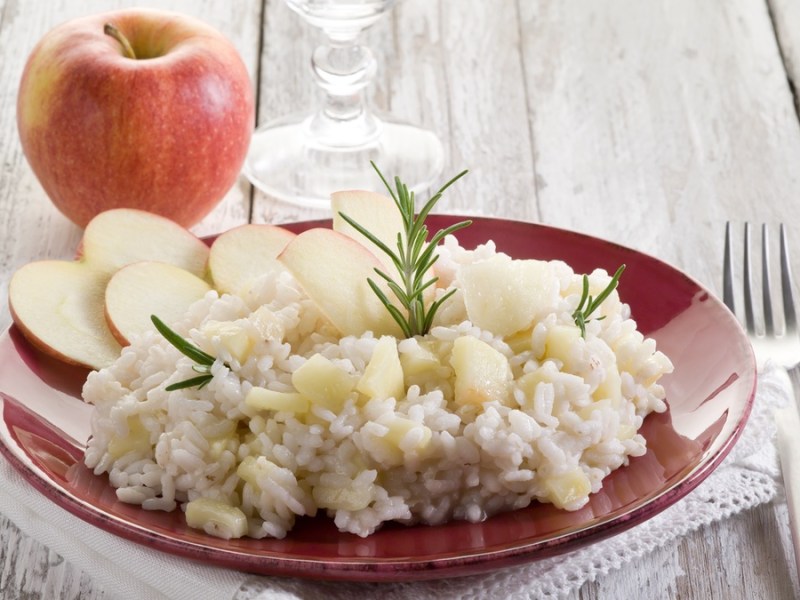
left=1, top=0, right=800, bottom=597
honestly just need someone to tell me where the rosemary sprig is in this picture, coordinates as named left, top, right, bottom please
left=150, top=315, right=217, bottom=391
left=338, top=162, right=471, bottom=338
left=572, top=264, right=626, bottom=337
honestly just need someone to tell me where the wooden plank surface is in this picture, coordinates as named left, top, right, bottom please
left=771, top=0, right=800, bottom=115
left=1, top=0, right=799, bottom=598
left=521, top=0, right=800, bottom=284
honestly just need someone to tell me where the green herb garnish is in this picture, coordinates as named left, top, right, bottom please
left=150, top=315, right=218, bottom=391
left=572, top=264, right=626, bottom=337
left=338, top=163, right=471, bottom=338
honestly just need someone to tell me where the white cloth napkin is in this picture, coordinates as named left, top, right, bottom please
left=0, top=364, right=790, bottom=600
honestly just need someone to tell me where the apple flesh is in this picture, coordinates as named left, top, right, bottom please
left=356, top=336, right=405, bottom=401
left=332, top=189, right=440, bottom=305
left=278, top=228, right=402, bottom=337
left=79, top=208, right=209, bottom=276
left=450, top=335, right=513, bottom=406
left=16, top=8, right=254, bottom=228
left=9, top=208, right=211, bottom=370
left=460, top=255, right=560, bottom=337
left=9, top=261, right=122, bottom=370
left=331, top=190, right=404, bottom=269
left=105, top=261, right=212, bottom=345
left=208, top=224, right=295, bottom=295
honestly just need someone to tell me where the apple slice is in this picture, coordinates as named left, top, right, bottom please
left=208, top=224, right=295, bottom=295
left=332, top=189, right=443, bottom=310
left=278, top=228, right=402, bottom=337
left=9, top=209, right=213, bottom=371
left=79, top=208, right=209, bottom=276
left=331, top=190, right=403, bottom=269
left=8, top=261, right=122, bottom=370
left=105, top=261, right=212, bottom=345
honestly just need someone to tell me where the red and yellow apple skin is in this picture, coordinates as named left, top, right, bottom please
left=17, top=8, right=255, bottom=228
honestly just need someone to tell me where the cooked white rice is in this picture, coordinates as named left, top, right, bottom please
left=83, top=236, right=672, bottom=539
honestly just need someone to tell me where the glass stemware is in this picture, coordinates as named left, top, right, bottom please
left=244, top=0, right=444, bottom=208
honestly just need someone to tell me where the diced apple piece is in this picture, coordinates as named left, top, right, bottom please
left=184, top=497, right=248, bottom=539
left=357, top=336, right=404, bottom=400
left=312, top=485, right=373, bottom=512
left=237, top=455, right=278, bottom=485
left=516, top=367, right=552, bottom=400
left=399, top=340, right=441, bottom=377
left=278, top=228, right=402, bottom=337
left=201, top=320, right=253, bottom=363
left=361, top=416, right=432, bottom=465
left=291, top=353, right=357, bottom=412
left=331, top=190, right=404, bottom=269
left=543, top=468, right=591, bottom=510
left=384, top=416, right=432, bottom=451
left=250, top=305, right=286, bottom=341
left=544, top=325, right=582, bottom=368
left=208, top=224, right=295, bottom=295
left=245, top=387, right=310, bottom=413
left=8, top=260, right=121, bottom=369
left=79, top=208, right=209, bottom=276
left=107, top=416, right=151, bottom=459
left=592, top=361, right=622, bottom=404
left=505, top=327, right=533, bottom=354
left=236, top=457, right=310, bottom=519
left=450, top=336, right=513, bottom=406
left=460, top=255, right=559, bottom=336
left=105, top=261, right=211, bottom=346
left=361, top=429, right=403, bottom=466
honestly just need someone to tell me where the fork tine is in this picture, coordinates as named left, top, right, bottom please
left=781, top=224, right=798, bottom=335
left=723, top=222, right=735, bottom=313
left=743, top=222, right=757, bottom=335
left=763, top=224, right=775, bottom=337
left=727, top=222, right=800, bottom=369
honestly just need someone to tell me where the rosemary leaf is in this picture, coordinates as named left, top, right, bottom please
left=337, top=212, right=398, bottom=264
left=337, top=162, right=470, bottom=338
left=165, top=374, right=214, bottom=392
left=424, top=288, right=458, bottom=332
left=367, top=279, right=413, bottom=338
left=150, top=315, right=215, bottom=365
left=151, top=314, right=228, bottom=391
left=586, top=264, right=626, bottom=314
left=572, top=264, right=626, bottom=337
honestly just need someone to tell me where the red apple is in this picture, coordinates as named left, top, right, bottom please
left=16, top=8, right=254, bottom=228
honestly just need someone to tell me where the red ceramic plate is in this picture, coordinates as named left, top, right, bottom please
left=0, top=216, right=755, bottom=581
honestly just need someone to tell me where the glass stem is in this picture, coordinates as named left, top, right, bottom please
left=307, top=33, right=380, bottom=148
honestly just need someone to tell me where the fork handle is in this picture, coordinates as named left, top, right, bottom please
left=775, top=392, right=800, bottom=581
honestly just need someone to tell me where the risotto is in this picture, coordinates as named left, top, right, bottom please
left=83, top=236, right=672, bottom=539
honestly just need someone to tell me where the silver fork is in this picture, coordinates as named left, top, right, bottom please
left=723, top=221, right=800, bottom=579
left=723, top=222, right=800, bottom=368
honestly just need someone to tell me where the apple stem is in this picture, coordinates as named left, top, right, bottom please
left=103, top=23, right=137, bottom=60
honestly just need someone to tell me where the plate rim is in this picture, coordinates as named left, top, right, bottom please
left=0, top=216, right=757, bottom=581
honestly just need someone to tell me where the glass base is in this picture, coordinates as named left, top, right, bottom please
left=243, top=113, right=445, bottom=209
